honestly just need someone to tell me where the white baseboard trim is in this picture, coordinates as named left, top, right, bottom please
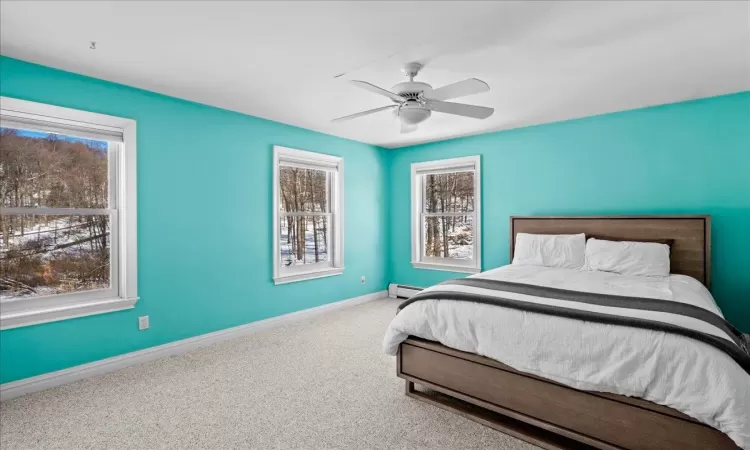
left=0, top=290, right=387, bottom=402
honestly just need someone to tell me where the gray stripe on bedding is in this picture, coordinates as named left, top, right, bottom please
left=443, top=278, right=745, bottom=349
left=398, top=283, right=750, bottom=375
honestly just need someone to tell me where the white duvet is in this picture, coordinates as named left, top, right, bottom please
left=383, top=265, right=750, bottom=449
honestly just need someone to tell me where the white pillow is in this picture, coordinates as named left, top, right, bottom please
left=586, top=238, right=670, bottom=277
left=512, top=233, right=586, bottom=269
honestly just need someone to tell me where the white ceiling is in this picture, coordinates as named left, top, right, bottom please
left=1, top=1, right=748, bottom=148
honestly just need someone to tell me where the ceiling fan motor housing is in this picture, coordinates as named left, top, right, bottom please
left=392, top=81, right=433, bottom=125
left=391, top=81, right=433, bottom=98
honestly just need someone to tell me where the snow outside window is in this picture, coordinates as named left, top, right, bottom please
left=411, top=156, right=481, bottom=273
left=272, top=146, right=343, bottom=284
left=0, top=97, right=138, bottom=329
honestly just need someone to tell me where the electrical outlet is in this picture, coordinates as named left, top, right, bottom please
left=138, top=316, right=149, bottom=330
left=361, top=276, right=366, bottom=284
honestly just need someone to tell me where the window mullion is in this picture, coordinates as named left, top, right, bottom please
left=0, top=207, right=114, bottom=215
left=279, top=212, right=330, bottom=217
left=422, top=212, right=474, bottom=217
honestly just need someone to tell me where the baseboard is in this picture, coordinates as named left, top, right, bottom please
left=388, top=283, right=424, bottom=299
left=0, top=289, right=387, bottom=401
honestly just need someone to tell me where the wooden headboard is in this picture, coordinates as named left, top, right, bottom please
left=510, top=216, right=711, bottom=288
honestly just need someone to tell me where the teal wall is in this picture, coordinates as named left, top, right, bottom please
left=388, top=92, right=750, bottom=332
left=0, top=57, right=390, bottom=383
left=1, top=56, right=748, bottom=385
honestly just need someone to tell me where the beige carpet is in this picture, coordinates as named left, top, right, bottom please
left=0, top=298, right=538, bottom=449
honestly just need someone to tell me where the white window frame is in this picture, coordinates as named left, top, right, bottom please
left=411, top=155, right=481, bottom=273
left=0, top=97, right=138, bottom=329
left=272, top=146, right=343, bottom=284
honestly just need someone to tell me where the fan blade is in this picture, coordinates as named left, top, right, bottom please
left=429, top=78, right=490, bottom=101
left=349, top=80, right=404, bottom=103
left=400, top=123, right=417, bottom=134
left=331, top=105, right=396, bottom=123
left=426, top=100, right=494, bottom=119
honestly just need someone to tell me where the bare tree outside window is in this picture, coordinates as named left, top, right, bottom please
left=0, top=128, right=112, bottom=299
left=278, top=166, right=330, bottom=266
left=423, top=171, right=474, bottom=260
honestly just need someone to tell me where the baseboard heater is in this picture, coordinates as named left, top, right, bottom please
left=388, top=283, right=424, bottom=299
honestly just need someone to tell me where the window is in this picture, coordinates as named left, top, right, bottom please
left=0, top=97, right=137, bottom=329
left=411, top=156, right=481, bottom=273
left=273, top=146, right=343, bottom=284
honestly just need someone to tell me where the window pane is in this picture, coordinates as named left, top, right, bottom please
left=0, top=214, right=111, bottom=299
left=0, top=127, right=110, bottom=208
left=279, top=215, right=329, bottom=266
left=424, top=171, right=474, bottom=213
left=278, top=166, right=328, bottom=213
left=423, top=215, right=473, bottom=260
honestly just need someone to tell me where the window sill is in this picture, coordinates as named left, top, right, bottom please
left=411, top=261, right=482, bottom=274
left=273, top=267, right=344, bottom=285
left=0, top=296, right=139, bottom=330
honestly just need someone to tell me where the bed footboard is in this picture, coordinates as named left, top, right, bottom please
left=397, top=337, right=738, bottom=450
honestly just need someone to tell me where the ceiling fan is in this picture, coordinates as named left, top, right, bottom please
left=332, top=62, right=494, bottom=134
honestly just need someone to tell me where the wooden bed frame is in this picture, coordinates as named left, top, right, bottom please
left=396, top=215, right=740, bottom=450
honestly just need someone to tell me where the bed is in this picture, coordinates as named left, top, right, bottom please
left=384, top=215, right=749, bottom=450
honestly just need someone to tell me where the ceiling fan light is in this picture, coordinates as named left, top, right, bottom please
left=398, top=105, right=431, bottom=125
